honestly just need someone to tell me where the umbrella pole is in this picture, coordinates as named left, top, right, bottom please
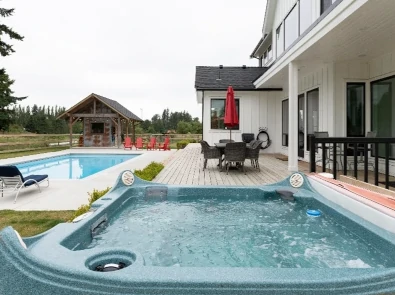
left=230, top=129, right=232, bottom=141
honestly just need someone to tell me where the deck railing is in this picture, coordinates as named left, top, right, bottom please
left=309, top=136, right=395, bottom=189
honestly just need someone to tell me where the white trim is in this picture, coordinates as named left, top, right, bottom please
left=255, top=0, right=369, bottom=88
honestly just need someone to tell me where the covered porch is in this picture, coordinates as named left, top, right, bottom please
left=254, top=0, right=395, bottom=176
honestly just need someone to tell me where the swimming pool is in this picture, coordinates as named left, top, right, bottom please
left=1, top=172, right=395, bottom=294
left=15, top=154, right=139, bottom=179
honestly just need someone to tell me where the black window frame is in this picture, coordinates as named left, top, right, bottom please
left=371, top=75, right=395, bottom=160
left=284, top=3, right=299, bottom=50
left=321, top=0, right=334, bottom=15
left=210, top=98, right=240, bottom=130
left=276, top=23, right=284, bottom=58
left=346, top=82, right=365, bottom=138
left=306, top=88, right=319, bottom=151
left=282, top=99, right=289, bottom=146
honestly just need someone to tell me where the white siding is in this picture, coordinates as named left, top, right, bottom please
left=202, top=91, right=278, bottom=153
left=273, top=0, right=298, bottom=30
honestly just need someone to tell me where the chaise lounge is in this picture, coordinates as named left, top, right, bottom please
left=0, top=165, right=49, bottom=203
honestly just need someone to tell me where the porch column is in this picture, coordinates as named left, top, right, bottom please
left=288, top=61, right=298, bottom=171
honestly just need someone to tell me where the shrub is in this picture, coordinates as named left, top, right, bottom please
left=176, top=140, right=189, bottom=149
left=134, top=162, right=164, bottom=181
left=71, top=187, right=111, bottom=221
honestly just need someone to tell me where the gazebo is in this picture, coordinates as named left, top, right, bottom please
left=57, top=93, right=143, bottom=148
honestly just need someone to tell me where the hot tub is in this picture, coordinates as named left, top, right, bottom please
left=1, top=172, right=395, bottom=294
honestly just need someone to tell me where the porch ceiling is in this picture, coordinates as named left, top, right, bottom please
left=258, top=0, right=395, bottom=88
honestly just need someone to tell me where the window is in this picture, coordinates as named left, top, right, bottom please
left=284, top=4, right=299, bottom=49
left=282, top=99, right=289, bottom=146
left=264, top=51, right=268, bottom=64
left=276, top=24, right=284, bottom=57
left=300, top=0, right=313, bottom=34
left=371, top=76, right=395, bottom=158
left=211, top=99, right=240, bottom=130
left=91, top=123, right=104, bottom=133
left=268, top=45, right=272, bottom=61
left=321, top=0, right=337, bottom=15
left=306, top=88, right=319, bottom=151
left=347, top=83, right=365, bottom=137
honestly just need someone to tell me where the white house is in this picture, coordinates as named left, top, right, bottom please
left=196, top=0, right=395, bottom=174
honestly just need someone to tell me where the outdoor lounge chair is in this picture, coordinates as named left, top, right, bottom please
left=135, top=137, right=144, bottom=149
left=200, top=141, right=222, bottom=170
left=123, top=137, right=132, bottom=150
left=158, top=137, right=170, bottom=151
left=0, top=165, right=49, bottom=203
left=146, top=137, right=157, bottom=150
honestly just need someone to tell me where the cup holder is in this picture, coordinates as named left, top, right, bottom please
left=85, top=250, right=136, bottom=272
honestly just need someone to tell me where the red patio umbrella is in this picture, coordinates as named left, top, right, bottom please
left=224, top=86, right=239, bottom=140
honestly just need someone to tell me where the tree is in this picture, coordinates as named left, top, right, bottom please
left=176, top=121, right=190, bottom=134
left=0, top=5, right=25, bottom=131
left=0, top=6, right=24, bottom=57
left=0, top=69, right=26, bottom=131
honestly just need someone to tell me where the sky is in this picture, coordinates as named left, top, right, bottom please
left=2, top=0, right=266, bottom=121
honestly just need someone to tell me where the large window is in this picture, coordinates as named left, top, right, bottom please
left=276, top=24, right=284, bottom=57
left=307, top=88, right=319, bottom=151
left=371, top=76, right=395, bottom=158
left=282, top=99, right=289, bottom=146
left=210, top=99, right=240, bottom=130
left=267, top=45, right=272, bottom=61
left=91, top=123, right=104, bottom=134
left=284, top=4, right=299, bottom=49
left=300, top=0, right=313, bottom=34
left=347, top=83, right=365, bottom=137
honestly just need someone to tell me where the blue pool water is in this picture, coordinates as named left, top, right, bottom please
left=15, top=154, right=138, bottom=179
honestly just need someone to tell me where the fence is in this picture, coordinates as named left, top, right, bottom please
left=309, top=136, right=395, bottom=189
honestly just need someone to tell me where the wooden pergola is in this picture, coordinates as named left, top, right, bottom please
left=57, top=93, right=143, bottom=148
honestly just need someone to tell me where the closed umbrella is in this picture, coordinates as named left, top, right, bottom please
left=224, top=86, right=239, bottom=140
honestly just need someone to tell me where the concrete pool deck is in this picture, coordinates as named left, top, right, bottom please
left=0, top=148, right=176, bottom=210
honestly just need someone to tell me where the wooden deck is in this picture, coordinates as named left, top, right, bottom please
left=155, top=143, right=308, bottom=185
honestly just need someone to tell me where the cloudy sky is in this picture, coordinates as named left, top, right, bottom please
left=2, top=0, right=266, bottom=120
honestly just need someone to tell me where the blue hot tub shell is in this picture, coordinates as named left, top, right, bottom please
left=1, top=171, right=395, bottom=294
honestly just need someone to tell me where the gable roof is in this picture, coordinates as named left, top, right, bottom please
left=57, top=93, right=143, bottom=121
left=195, top=66, right=272, bottom=91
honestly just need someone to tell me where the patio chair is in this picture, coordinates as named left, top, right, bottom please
left=348, top=131, right=376, bottom=169
left=146, top=137, right=157, bottom=150
left=0, top=165, right=49, bottom=203
left=123, top=137, right=132, bottom=150
left=219, top=139, right=235, bottom=143
left=224, top=142, right=247, bottom=175
left=314, top=131, right=344, bottom=170
left=242, top=133, right=255, bottom=143
left=200, top=141, right=222, bottom=170
left=135, top=137, right=144, bottom=150
left=158, top=137, right=170, bottom=151
left=246, top=140, right=263, bottom=171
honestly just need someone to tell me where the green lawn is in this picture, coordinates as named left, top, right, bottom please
left=0, top=210, right=75, bottom=237
left=0, top=147, right=69, bottom=159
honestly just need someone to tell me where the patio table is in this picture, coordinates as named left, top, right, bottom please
left=214, top=142, right=251, bottom=171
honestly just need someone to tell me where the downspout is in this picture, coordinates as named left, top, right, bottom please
left=201, top=91, right=204, bottom=141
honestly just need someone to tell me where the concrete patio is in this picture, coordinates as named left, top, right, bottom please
left=0, top=148, right=176, bottom=211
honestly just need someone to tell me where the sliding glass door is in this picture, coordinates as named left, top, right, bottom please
left=306, top=89, right=319, bottom=151
left=298, top=94, right=305, bottom=158
left=347, top=83, right=365, bottom=137
left=371, top=77, right=394, bottom=158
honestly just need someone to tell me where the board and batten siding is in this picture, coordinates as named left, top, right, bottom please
left=278, top=63, right=335, bottom=160
left=202, top=91, right=278, bottom=153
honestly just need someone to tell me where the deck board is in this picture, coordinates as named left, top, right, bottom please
left=154, top=144, right=296, bottom=186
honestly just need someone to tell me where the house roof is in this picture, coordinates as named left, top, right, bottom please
left=195, top=66, right=271, bottom=91
left=57, top=93, right=143, bottom=121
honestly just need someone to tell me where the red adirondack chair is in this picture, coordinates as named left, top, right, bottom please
left=158, top=137, right=170, bottom=151
left=135, top=137, right=143, bottom=149
left=146, top=137, right=157, bottom=150
left=123, top=137, right=132, bottom=150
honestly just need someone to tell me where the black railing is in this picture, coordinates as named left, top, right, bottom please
left=309, top=136, right=395, bottom=189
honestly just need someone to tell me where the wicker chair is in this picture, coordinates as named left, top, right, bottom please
left=200, top=141, right=222, bottom=170
left=246, top=140, right=263, bottom=171
left=219, top=139, right=235, bottom=143
left=224, top=142, right=246, bottom=175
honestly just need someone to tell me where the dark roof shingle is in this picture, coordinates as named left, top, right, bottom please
left=93, top=94, right=143, bottom=121
left=195, top=66, right=269, bottom=91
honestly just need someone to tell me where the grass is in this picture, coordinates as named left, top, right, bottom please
left=0, top=210, right=75, bottom=237
left=0, top=147, right=69, bottom=159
